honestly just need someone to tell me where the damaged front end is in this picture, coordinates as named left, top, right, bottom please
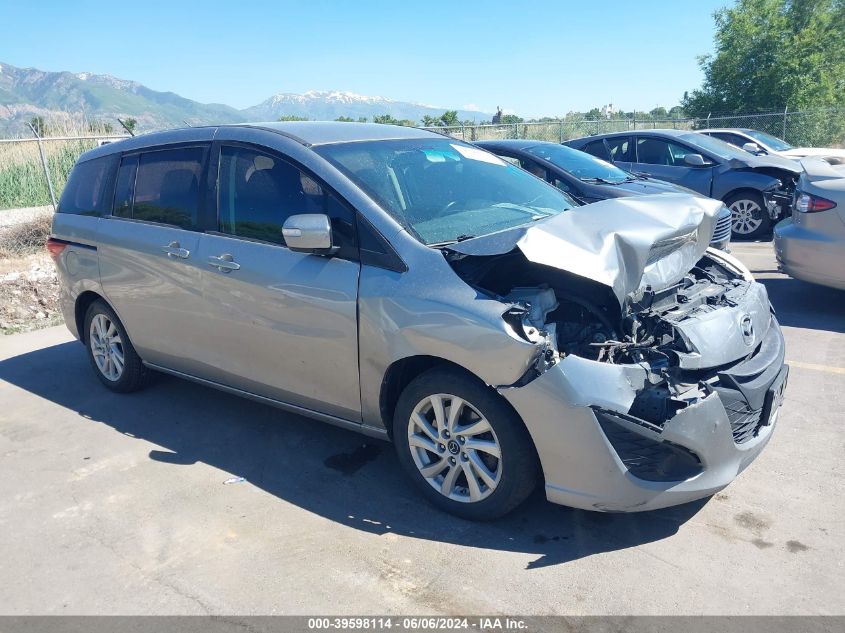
left=445, top=195, right=788, bottom=510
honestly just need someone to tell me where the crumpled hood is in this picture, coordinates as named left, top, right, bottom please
left=735, top=153, right=802, bottom=174
left=447, top=193, right=722, bottom=307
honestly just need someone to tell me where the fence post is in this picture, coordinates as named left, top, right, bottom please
left=706, top=113, right=711, bottom=129
left=559, top=120, right=563, bottom=143
left=27, top=122, right=57, bottom=212
left=783, top=106, right=788, bottom=140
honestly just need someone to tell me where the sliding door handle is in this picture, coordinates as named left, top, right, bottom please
left=207, top=254, right=240, bottom=272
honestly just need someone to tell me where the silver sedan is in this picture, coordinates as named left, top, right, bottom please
left=774, top=159, right=845, bottom=291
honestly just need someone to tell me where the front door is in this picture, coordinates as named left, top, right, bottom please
left=630, top=136, right=714, bottom=195
left=194, top=142, right=362, bottom=421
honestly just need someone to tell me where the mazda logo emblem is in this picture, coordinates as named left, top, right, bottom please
left=740, top=314, right=754, bottom=345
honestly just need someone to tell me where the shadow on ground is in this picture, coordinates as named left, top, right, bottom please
left=0, top=341, right=707, bottom=569
left=757, top=277, right=845, bottom=334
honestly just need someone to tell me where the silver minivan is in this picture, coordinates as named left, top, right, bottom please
left=50, top=122, right=788, bottom=520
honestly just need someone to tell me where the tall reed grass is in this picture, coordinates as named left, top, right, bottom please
left=0, top=117, right=116, bottom=210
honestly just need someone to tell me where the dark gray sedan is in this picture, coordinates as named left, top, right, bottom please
left=566, top=129, right=801, bottom=239
left=476, top=139, right=732, bottom=250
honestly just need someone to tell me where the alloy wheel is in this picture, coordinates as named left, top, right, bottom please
left=729, top=198, right=764, bottom=235
left=89, top=313, right=125, bottom=381
left=407, top=393, right=502, bottom=503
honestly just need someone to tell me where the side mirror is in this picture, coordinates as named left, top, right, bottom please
left=282, top=214, right=338, bottom=255
left=683, top=153, right=708, bottom=167
left=742, top=142, right=763, bottom=154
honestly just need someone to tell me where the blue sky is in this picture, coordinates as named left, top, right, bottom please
left=2, top=0, right=732, bottom=117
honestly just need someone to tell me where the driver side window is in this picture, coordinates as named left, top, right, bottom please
left=217, top=145, right=355, bottom=255
left=636, top=138, right=700, bottom=166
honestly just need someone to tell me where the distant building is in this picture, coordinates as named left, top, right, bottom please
left=600, top=103, right=614, bottom=119
left=492, top=106, right=503, bottom=124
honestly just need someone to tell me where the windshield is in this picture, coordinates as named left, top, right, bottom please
left=743, top=129, right=793, bottom=151
left=524, top=143, right=632, bottom=183
left=316, top=138, right=577, bottom=245
left=679, top=133, right=752, bottom=161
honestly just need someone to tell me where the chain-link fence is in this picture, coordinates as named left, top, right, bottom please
left=422, top=107, right=845, bottom=149
left=1, top=108, right=844, bottom=214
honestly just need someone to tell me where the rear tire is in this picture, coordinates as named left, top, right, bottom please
left=392, top=368, right=538, bottom=520
left=726, top=191, right=771, bottom=240
left=84, top=300, right=150, bottom=393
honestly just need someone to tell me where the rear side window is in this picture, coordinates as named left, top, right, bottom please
left=583, top=140, right=611, bottom=161
left=132, top=147, right=206, bottom=229
left=57, top=155, right=118, bottom=216
left=217, top=145, right=356, bottom=256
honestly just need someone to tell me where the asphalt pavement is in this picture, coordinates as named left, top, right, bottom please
left=0, top=241, right=842, bottom=615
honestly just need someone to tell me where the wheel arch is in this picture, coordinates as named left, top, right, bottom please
left=378, top=355, right=534, bottom=445
left=721, top=187, right=767, bottom=205
left=74, top=291, right=108, bottom=345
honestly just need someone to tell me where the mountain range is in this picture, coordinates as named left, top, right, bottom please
left=0, top=62, right=492, bottom=135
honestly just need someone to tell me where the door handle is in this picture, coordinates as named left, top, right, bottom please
left=207, top=254, right=241, bottom=272
left=161, top=241, right=190, bottom=259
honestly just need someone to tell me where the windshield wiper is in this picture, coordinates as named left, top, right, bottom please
left=455, top=234, right=475, bottom=242
left=579, top=177, right=618, bottom=185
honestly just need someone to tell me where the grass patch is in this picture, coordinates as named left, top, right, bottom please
left=0, top=139, right=96, bottom=210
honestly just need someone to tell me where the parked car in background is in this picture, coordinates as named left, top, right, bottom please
left=774, top=158, right=845, bottom=290
left=700, top=128, right=845, bottom=163
left=476, top=139, right=732, bottom=250
left=566, top=129, right=802, bottom=239
left=49, top=122, right=787, bottom=520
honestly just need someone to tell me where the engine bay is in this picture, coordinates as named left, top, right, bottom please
left=448, top=248, right=750, bottom=369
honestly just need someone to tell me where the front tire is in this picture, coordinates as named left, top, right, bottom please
left=392, top=368, right=538, bottom=520
left=726, top=191, right=771, bottom=240
left=84, top=300, right=150, bottom=393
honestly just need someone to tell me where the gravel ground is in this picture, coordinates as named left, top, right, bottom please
left=0, top=253, right=61, bottom=334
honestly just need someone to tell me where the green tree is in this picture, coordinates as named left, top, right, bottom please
left=29, top=116, right=48, bottom=137
left=278, top=114, right=310, bottom=121
left=373, top=114, right=416, bottom=126
left=683, top=0, right=845, bottom=116
left=123, top=118, right=137, bottom=133
left=420, top=115, right=441, bottom=127
left=335, top=116, right=367, bottom=122
left=439, top=110, right=459, bottom=126
left=500, top=114, right=523, bottom=124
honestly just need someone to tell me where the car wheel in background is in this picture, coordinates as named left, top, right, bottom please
left=726, top=191, right=771, bottom=240
left=392, top=368, right=538, bottom=520
left=84, top=300, right=150, bottom=393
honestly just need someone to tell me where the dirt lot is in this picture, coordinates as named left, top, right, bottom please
left=0, top=241, right=842, bottom=616
left=0, top=252, right=61, bottom=334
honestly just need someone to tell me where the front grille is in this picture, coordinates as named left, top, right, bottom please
left=595, top=411, right=703, bottom=482
left=722, top=397, right=764, bottom=443
left=712, top=213, right=733, bottom=243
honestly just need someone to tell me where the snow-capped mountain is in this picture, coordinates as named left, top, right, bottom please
left=242, top=90, right=490, bottom=123
left=0, top=62, right=492, bottom=134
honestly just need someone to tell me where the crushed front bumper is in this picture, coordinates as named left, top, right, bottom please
left=498, top=318, right=787, bottom=512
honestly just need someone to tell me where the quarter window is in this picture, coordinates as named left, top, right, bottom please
left=57, top=155, right=118, bottom=216
left=132, top=147, right=206, bottom=229
left=218, top=145, right=355, bottom=255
